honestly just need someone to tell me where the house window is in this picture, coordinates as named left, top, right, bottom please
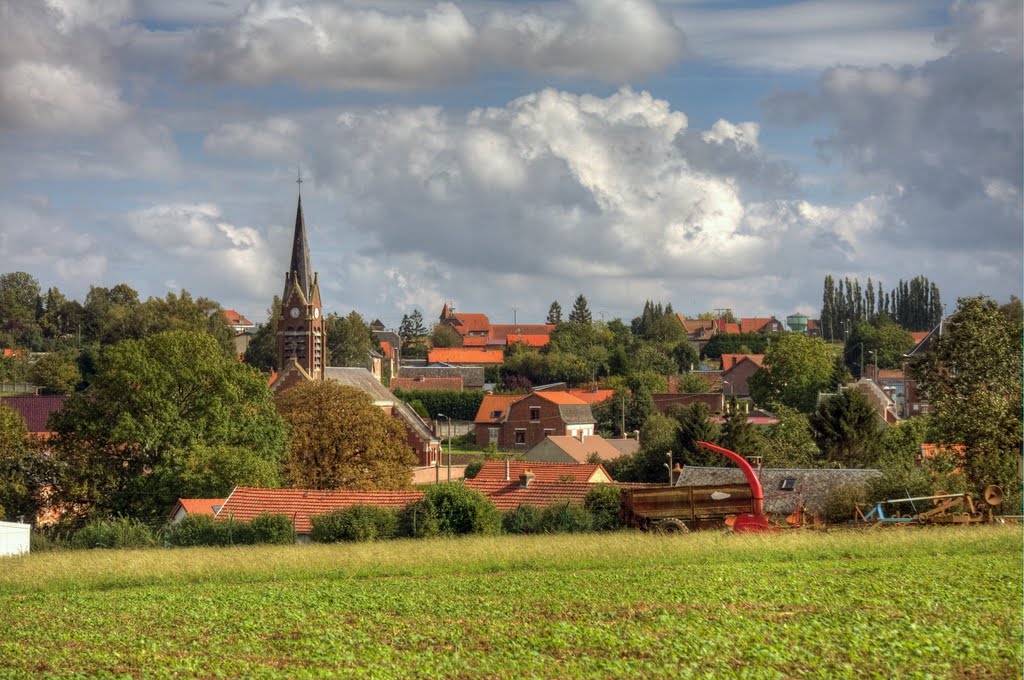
left=529, top=407, right=541, bottom=421
left=489, top=427, right=498, bottom=444
left=780, top=478, right=796, bottom=491
left=515, top=431, right=526, bottom=445
left=491, top=410, right=503, bottom=418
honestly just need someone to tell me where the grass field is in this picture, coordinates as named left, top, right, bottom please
left=1, top=528, right=1020, bottom=678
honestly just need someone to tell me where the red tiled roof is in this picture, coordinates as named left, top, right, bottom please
left=217, top=487, right=424, bottom=534
left=534, top=391, right=588, bottom=406
left=223, top=309, right=254, bottom=327
left=919, top=443, right=966, bottom=459
left=710, top=415, right=779, bottom=426
left=473, top=461, right=609, bottom=483
left=910, top=331, right=930, bottom=344
left=0, top=395, right=69, bottom=435
left=451, top=313, right=491, bottom=333
left=505, top=334, right=551, bottom=347
left=490, top=324, right=554, bottom=340
left=428, top=348, right=505, bottom=364
left=530, top=435, right=629, bottom=464
left=567, top=389, right=615, bottom=405
left=875, top=369, right=903, bottom=380
left=719, top=322, right=741, bottom=334
left=474, top=394, right=520, bottom=423
left=178, top=498, right=225, bottom=516
left=462, top=336, right=490, bottom=347
left=721, top=353, right=765, bottom=370
left=739, top=317, right=775, bottom=333
left=390, top=377, right=464, bottom=391
left=464, top=479, right=594, bottom=510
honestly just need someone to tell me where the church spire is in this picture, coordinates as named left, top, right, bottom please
left=287, top=193, right=313, bottom=300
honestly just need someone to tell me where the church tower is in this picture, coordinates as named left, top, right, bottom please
left=275, top=193, right=325, bottom=383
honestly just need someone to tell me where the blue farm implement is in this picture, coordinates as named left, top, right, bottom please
left=852, top=485, right=1004, bottom=527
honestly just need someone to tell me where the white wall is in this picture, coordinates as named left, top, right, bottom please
left=0, top=521, right=30, bottom=557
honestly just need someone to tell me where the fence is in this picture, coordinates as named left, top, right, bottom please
left=0, top=383, right=41, bottom=395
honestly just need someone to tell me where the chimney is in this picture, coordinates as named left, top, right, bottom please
left=519, top=470, right=536, bottom=489
left=505, top=457, right=510, bottom=482
left=671, top=463, right=683, bottom=485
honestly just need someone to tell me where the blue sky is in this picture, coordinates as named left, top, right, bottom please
left=0, top=0, right=1020, bottom=329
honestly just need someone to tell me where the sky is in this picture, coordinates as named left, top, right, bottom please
left=0, top=0, right=1020, bottom=329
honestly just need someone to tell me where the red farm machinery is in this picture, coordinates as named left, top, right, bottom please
left=620, top=441, right=775, bottom=533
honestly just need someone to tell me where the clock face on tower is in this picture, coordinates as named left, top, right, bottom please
left=313, top=308, right=320, bottom=319
left=289, top=307, right=301, bottom=319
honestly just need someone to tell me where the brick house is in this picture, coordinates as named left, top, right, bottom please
left=739, top=317, right=785, bottom=334
left=427, top=347, right=505, bottom=366
left=473, top=391, right=595, bottom=450
left=720, top=356, right=764, bottom=399
left=438, top=304, right=555, bottom=348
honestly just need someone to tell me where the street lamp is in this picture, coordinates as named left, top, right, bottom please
left=664, top=451, right=674, bottom=486
left=437, top=412, right=453, bottom=482
left=868, top=349, right=877, bottom=382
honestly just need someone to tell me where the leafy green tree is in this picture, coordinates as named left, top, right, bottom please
left=0, top=272, right=42, bottom=348
left=0, top=403, right=49, bottom=521
left=628, top=345, right=675, bottom=376
left=49, top=330, right=287, bottom=523
left=701, top=332, right=770, bottom=360
left=676, top=372, right=710, bottom=393
left=430, top=322, right=462, bottom=348
left=912, top=295, right=1022, bottom=496
left=154, top=444, right=281, bottom=500
left=135, top=291, right=235, bottom=356
left=546, top=301, right=563, bottom=325
left=717, top=402, right=764, bottom=457
left=409, top=309, right=428, bottom=337
left=29, top=351, right=80, bottom=394
left=277, top=380, right=415, bottom=490
left=244, top=296, right=281, bottom=372
left=844, top=319, right=915, bottom=377
left=326, top=310, right=374, bottom=367
left=811, top=390, right=883, bottom=468
left=0, top=353, right=31, bottom=383
left=671, top=341, right=699, bottom=372
left=568, top=294, right=592, bottom=324
left=672, top=402, right=722, bottom=466
left=749, top=334, right=837, bottom=412
left=760, top=406, right=820, bottom=468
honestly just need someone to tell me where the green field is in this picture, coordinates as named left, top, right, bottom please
left=1, top=528, right=1021, bottom=678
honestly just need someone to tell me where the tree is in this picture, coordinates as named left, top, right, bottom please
left=749, top=334, right=837, bottom=412
left=155, top=443, right=281, bottom=500
left=0, top=403, right=47, bottom=521
left=0, top=272, right=42, bottom=348
left=844, top=319, right=915, bottom=377
left=29, top=351, right=81, bottom=394
left=913, top=296, right=1022, bottom=496
left=811, top=390, right=882, bottom=468
left=676, top=373, right=710, bottom=393
left=326, top=311, right=374, bottom=367
left=409, top=309, right=428, bottom=337
left=430, top=323, right=462, bottom=348
left=277, top=381, right=416, bottom=490
left=244, top=296, right=281, bottom=372
left=49, top=330, right=287, bottom=523
left=546, top=301, right=563, bottom=325
left=671, top=341, right=699, bottom=372
left=717, top=402, right=763, bottom=457
left=568, top=294, right=592, bottom=324
left=760, top=405, right=820, bottom=468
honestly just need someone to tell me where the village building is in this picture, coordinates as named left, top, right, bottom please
left=472, top=461, right=613, bottom=484
left=525, top=435, right=630, bottom=465
left=167, top=498, right=225, bottom=525
left=473, top=390, right=595, bottom=450
left=0, top=395, right=68, bottom=439
left=437, top=304, right=555, bottom=348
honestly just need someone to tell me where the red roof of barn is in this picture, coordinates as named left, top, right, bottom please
left=0, top=395, right=69, bottom=435
left=217, top=487, right=424, bottom=534
left=474, top=394, right=520, bottom=423
left=223, top=309, right=254, bottom=327
left=390, top=377, right=464, bottom=391
left=450, top=313, right=491, bottom=333
left=721, top=353, right=765, bottom=370
left=567, top=388, right=615, bottom=404
left=472, top=461, right=610, bottom=483
left=464, top=479, right=595, bottom=510
left=533, top=391, right=588, bottom=406
left=720, top=322, right=741, bottom=334
left=490, top=324, right=555, bottom=340
left=428, top=348, right=505, bottom=364
left=462, top=336, right=490, bottom=347
left=177, top=498, right=226, bottom=516
left=505, top=334, right=551, bottom=347
left=739, top=317, right=775, bottom=333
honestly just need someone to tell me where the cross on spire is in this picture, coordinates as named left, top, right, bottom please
left=296, top=164, right=303, bottom=195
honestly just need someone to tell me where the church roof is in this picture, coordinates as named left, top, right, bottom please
left=287, top=195, right=313, bottom=299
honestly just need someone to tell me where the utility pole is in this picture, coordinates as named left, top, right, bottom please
left=620, top=392, right=626, bottom=437
left=512, top=307, right=518, bottom=326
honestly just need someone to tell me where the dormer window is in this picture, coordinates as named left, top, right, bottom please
left=780, top=478, right=796, bottom=491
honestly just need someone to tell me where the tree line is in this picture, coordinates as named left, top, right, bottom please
left=820, top=274, right=942, bottom=340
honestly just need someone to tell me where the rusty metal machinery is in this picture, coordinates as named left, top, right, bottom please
left=853, top=485, right=1004, bottom=527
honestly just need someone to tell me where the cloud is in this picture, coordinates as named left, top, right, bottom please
left=188, top=0, right=684, bottom=89
left=764, top=0, right=1023, bottom=254
left=673, top=1, right=945, bottom=71
left=204, top=117, right=302, bottom=158
left=0, top=196, right=107, bottom=293
left=123, top=203, right=278, bottom=300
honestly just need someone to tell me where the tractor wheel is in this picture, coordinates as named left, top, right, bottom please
left=653, top=519, right=689, bottom=535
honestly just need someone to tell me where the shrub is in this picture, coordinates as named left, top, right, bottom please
left=310, top=505, right=399, bottom=543
left=502, top=505, right=543, bottom=534
left=822, top=483, right=868, bottom=525
left=216, top=516, right=256, bottom=545
left=421, top=483, right=502, bottom=536
left=30, top=529, right=68, bottom=552
left=584, top=484, right=623, bottom=531
left=539, top=502, right=594, bottom=534
left=464, top=460, right=484, bottom=479
left=410, top=400, right=429, bottom=418
left=71, top=517, right=157, bottom=549
left=398, top=500, right=440, bottom=538
left=249, top=512, right=296, bottom=545
left=165, top=514, right=220, bottom=547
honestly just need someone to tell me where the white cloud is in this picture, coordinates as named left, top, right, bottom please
left=204, top=117, right=302, bottom=158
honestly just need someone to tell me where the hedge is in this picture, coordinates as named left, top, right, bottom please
left=310, top=505, right=399, bottom=542
left=392, top=389, right=484, bottom=421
